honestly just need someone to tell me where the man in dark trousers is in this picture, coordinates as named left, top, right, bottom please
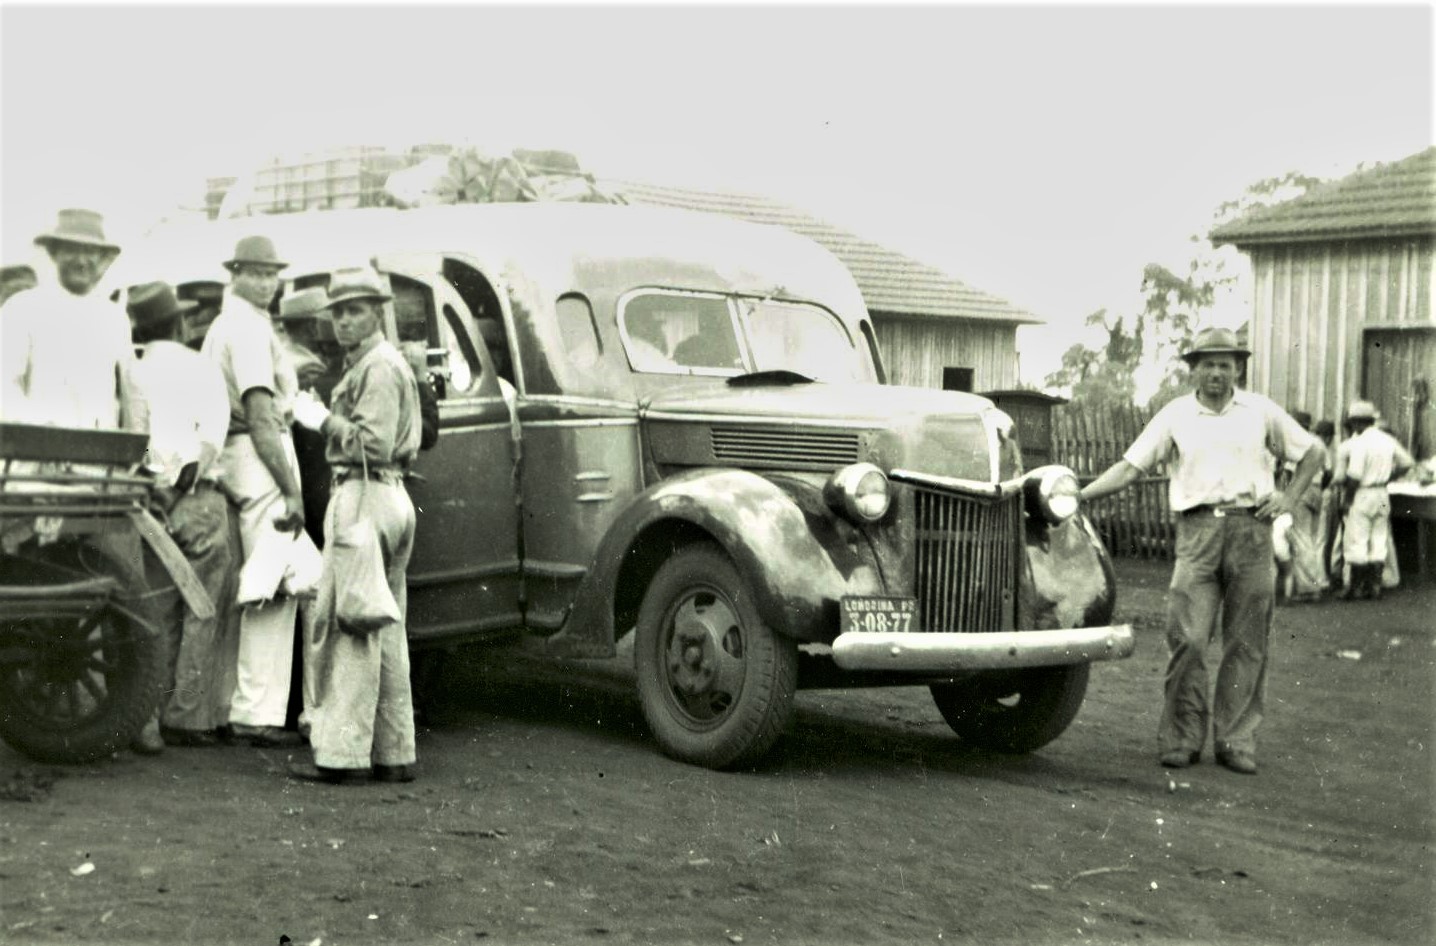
left=1079, top=328, right=1324, bottom=775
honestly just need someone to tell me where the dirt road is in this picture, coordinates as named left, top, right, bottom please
left=1, top=558, right=1431, bottom=946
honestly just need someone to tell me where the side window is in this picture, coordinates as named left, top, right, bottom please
left=555, top=293, right=602, bottom=370
left=619, top=290, right=746, bottom=375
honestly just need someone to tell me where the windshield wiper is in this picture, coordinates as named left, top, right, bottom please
left=725, top=369, right=816, bottom=387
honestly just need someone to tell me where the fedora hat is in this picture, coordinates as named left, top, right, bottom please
left=325, top=267, right=392, bottom=308
left=1180, top=327, right=1251, bottom=365
left=278, top=287, right=330, bottom=321
left=34, top=208, right=120, bottom=253
left=223, top=235, right=288, bottom=273
left=1346, top=400, right=1377, bottom=421
left=126, top=281, right=198, bottom=328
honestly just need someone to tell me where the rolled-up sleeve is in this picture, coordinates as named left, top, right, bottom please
left=1123, top=407, right=1173, bottom=473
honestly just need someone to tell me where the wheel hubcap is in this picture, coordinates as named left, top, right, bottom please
left=662, top=589, right=746, bottom=724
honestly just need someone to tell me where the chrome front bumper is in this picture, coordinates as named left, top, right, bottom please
left=830, top=625, right=1135, bottom=672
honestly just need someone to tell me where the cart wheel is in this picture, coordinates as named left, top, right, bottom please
left=0, top=600, right=163, bottom=764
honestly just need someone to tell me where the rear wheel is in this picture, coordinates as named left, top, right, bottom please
left=634, top=544, right=797, bottom=770
left=930, top=664, right=1090, bottom=753
left=0, top=599, right=163, bottom=763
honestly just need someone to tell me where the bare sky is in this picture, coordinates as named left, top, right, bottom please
left=2, top=3, right=1431, bottom=381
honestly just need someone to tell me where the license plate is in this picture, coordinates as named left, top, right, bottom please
left=840, top=596, right=919, bottom=634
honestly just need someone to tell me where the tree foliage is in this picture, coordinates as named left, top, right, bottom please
left=1045, top=171, right=1322, bottom=411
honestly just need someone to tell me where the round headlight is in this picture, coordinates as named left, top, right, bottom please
left=1025, top=465, right=1081, bottom=525
left=826, top=462, right=891, bottom=523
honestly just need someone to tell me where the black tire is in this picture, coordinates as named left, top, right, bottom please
left=929, top=664, right=1090, bottom=754
left=0, top=599, right=164, bottom=764
left=634, top=544, right=797, bottom=770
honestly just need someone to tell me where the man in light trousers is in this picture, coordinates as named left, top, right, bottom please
left=289, top=267, right=422, bottom=785
left=202, top=236, right=305, bottom=748
left=1333, top=400, right=1415, bottom=601
left=1080, top=328, right=1324, bottom=775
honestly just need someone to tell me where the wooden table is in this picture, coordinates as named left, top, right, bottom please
left=1389, top=484, right=1436, bottom=581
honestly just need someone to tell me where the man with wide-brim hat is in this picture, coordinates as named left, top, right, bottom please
left=126, top=281, right=236, bottom=750
left=1, top=209, right=158, bottom=755
left=1331, top=399, right=1414, bottom=601
left=1080, top=326, right=1325, bottom=776
left=1, top=208, right=138, bottom=430
left=200, top=234, right=306, bottom=749
left=287, top=266, right=423, bottom=785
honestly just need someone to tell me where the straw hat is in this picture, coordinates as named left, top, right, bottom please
left=33, top=208, right=120, bottom=253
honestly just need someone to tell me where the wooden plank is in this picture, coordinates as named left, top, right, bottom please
left=1294, top=246, right=1310, bottom=412
left=1317, top=245, right=1333, bottom=421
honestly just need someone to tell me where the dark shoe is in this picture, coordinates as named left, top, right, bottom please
left=286, top=761, right=371, bottom=785
left=373, top=764, right=415, bottom=784
left=1159, top=749, right=1200, bottom=769
left=159, top=726, right=219, bottom=748
left=130, top=718, right=165, bottom=756
left=228, top=723, right=306, bottom=748
left=1216, top=749, right=1258, bottom=775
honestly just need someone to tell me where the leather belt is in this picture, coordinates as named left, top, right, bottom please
left=1182, top=504, right=1256, bottom=518
left=332, top=466, right=403, bottom=486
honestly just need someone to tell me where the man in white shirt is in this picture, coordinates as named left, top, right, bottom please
left=127, top=282, right=237, bottom=748
left=1, top=209, right=137, bottom=430
left=1080, top=328, right=1324, bottom=775
left=1332, top=400, right=1415, bottom=601
left=202, top=236, right=305, bottom=748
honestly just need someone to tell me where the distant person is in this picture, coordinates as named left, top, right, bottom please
left=1080, top=328, right=1323, bottom=776
left=127, top=282, right=236, bottom=749
left=288, top=268, right=422, bottom=785
left=1331, top=400, right=1414, bottom=601
left=202, top=235, right=305, bottom=748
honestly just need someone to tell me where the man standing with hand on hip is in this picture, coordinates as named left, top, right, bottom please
left=1079, top=328, right=1324, bottom=775
left=202, top=236, right=305, bottom=748
left=287, top=267, right=422, bottom=785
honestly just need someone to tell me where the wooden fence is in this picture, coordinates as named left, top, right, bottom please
left=1052, top=402, right=1175, bottom=559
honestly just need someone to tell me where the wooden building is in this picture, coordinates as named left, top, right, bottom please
left=1210, top=148, right=1436, bottom=455
left=609, top=180, right=1042, bottom=392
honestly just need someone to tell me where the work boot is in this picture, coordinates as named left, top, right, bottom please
left=130, top=717, right=165, bottom=756
left=1366, top=563, right=1384, bottom=601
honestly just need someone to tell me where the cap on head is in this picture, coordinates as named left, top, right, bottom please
left=1346, top=400, right=1377, bottom=421
left=126, top=281, right=197, bottom=328
left=278, top=286, right=330, bottom=321
left=34, top=208, right=121, bottom=253
left=1180, top=327, right=1251, bottom=366
left=325, top=267, right=392, bottom=308
left=223, top=235, right=288, bottom=273
left=1313, top=420, right=1336, bottom=438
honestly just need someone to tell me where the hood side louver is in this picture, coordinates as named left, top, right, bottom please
left=710, top=425, right=861, bottom=469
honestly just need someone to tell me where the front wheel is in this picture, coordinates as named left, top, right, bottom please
left=634, top=544, right=797, bottom=770
left=930, top=664, right=1090, bottom=753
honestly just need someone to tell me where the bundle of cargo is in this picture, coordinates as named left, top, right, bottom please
left=384, top=147, right=620, bottom=208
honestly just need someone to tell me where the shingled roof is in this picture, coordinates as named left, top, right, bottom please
left=606, top=179, right=1042, bottom=324
left=1210, top=147, right=1436, bottom=247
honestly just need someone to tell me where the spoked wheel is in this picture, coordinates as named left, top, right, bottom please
left=0, top=596, right=163, bottom=763
left=634, top=544, right=797, bottom=770
left=929, top=664, right=1090, bottom=754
